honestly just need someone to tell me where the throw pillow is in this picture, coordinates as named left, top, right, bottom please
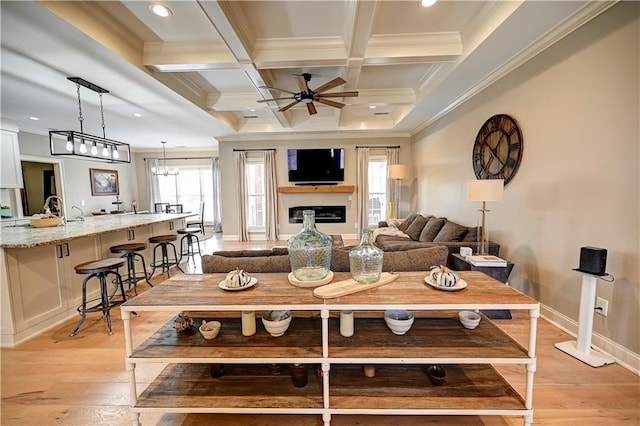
left=418, top=217, right=446, bottom=242
left=433, top=221, right=469, bottom=242
left=330, top=247, right=351, bottom=272
left=462, top=226, right=482, bottom=242
left=397, top=213, right=419, bottom=233
left=404, top=215, right=429, bottom=241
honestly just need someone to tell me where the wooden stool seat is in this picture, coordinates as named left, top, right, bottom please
left=71, top=257, right=128, bottom=337
left=109, top=243, right=147, bottom=254
left=149, top=234, right=177, bottom=244
left=75, top=258, right=126, bottom=275
left=109, top=243, right=152, bottom=294
left=177, top=227, right=202, bottom=235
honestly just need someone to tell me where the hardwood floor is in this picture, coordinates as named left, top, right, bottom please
left=1, top=234, right=638, bottom=425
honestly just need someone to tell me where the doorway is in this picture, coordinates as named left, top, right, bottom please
left=19, top=156, right=65, bottom=217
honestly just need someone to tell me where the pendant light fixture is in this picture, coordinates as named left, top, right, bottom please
left=152, top=141, right=178, bottom=176
left=49, top=77, right=131, bottom=163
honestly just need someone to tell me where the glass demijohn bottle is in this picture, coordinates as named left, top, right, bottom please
left=288, top=210, right=333, bottom=281
left=349, top=228, right=384, bottom=283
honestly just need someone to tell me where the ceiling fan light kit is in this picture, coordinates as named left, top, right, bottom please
left=257, top=73, right=358, bottom=115
left=49, top=77, right=131, bottom=163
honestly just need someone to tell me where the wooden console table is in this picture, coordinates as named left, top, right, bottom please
left=121, top=271, right=539, bottom=425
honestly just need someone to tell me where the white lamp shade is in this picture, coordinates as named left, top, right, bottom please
left=388, top=164, right=410, bottom=180
left=467, top=179, right=504, bottom=202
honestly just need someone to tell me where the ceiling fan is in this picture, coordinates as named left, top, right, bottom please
left=257, top=73, right=358, bottom=115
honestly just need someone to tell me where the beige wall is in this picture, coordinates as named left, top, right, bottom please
left=412, top=3, right=639, bottom=360
left=218, top=135, right=411, bottom=239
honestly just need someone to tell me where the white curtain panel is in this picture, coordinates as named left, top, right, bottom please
left=386, top=147, right=400, bottom=218
left=146, top=158, right=161, bottom=212
left=211, top=157, right=223, bottom=233
left=233, top=151, right=249, bottom=241
left=356, top=147, right=370, bottom=236
left=263, top=150, right=279, bottom=241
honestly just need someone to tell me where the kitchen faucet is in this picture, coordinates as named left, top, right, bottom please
left=42, top=195, right=65, bottom=222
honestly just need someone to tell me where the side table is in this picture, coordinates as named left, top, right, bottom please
left=451, top=253, right=515, bottom=319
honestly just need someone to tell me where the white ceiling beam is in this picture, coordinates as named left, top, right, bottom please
left=144, top=42, right=239, bottom=72
left=364, top=33, right=462, bottom=65
left=252, top=37, right=348, bottom=69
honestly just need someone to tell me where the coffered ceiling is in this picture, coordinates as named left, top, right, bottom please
left=0, top=1, right=610, bottom=150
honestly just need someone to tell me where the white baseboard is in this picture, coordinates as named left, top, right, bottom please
left=540, top=303, right=640, bottom=375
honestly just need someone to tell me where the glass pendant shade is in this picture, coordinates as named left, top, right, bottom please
left=349, top=228, right=384, bottom=283
left=79, top=141, right=87, bottom=153
left=287, top=210, right=332, bottom=281
left=91, top=142, right=98, bottom=155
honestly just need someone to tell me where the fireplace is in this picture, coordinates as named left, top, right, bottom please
left=289, top=206, right=346, bottom=224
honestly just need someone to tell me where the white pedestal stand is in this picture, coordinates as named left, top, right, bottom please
left=555, top=273, right=615, bottom=367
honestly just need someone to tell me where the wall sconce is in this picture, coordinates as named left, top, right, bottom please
left=49, top=77, right=131, bottom=163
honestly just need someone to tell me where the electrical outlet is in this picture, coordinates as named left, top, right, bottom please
left=595, top=297, right=609, bottom=317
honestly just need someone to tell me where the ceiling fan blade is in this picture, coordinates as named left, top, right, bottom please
left=257, top=97, right=295, bottom=103
left=306, top=102, right=317, bottom=115
left=314, top=77, right=346, bottom=94
left=317, top=91, right=359, bottom=98
left=293, top=74, right=309, bottom=94
left=259, top=85, right=298, bottom=95
left=316, top=98, right=345, bottom=109
left=279, top=100, right=301, bottom=112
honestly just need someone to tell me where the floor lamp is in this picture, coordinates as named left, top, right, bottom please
left=466, top=179, right=504, bottom=254
left=388, top=164, right=409, bottom=220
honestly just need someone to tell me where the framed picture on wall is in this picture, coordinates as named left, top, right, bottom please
left=90, top=168, right=119, bottom=196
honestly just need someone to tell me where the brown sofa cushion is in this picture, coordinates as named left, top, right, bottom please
left=211, top=249, right=274, bottom=257
left=397, top=213, right=418, bottom=233
left=330, top=246, right=448, bottom=273
left=433, top=221, right=469, bottom=242
left=462, top=227, right=482, bottom=242
left=201, top=254, right=291, bottom=273
left=404, top=214, right=429, bottom=241
left=418, top=217, right=446, bottom=242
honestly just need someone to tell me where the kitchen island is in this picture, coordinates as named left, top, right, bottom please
left=0, top=212, right=193, bottom=346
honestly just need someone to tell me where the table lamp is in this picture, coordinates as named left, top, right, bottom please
left=466, top=179, right=503, bottom=254
left=388, top=164, right=410, bottom=219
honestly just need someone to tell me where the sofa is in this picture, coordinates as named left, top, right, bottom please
left=374, top=213, right=500, bottom=267
left=201, top=245, right=448, bottom=274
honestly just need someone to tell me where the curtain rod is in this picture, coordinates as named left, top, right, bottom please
left=232, top=148, right=276, bottom=152
left=144, top=156, right=215, bottom=161
left=355, top=145, right=401, bottom=149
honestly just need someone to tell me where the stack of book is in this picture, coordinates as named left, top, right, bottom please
left=466, top=255, right=507, bottom=267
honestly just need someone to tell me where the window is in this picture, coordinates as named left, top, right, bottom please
left=368, top=156, right=388, bottom=227
left=245, top=160, right=266, bottom=229
left=157, top=166, right=213, bottom=222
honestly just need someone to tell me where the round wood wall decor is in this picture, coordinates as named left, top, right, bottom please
left=472, top=114, right=523, bottom=185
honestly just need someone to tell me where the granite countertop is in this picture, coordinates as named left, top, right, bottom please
left=0, top=212, right=195, bottom=248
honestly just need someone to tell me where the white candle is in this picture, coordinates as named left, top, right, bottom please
left=241, top=311, right=256, bottom=336
left=340, top=310, right=354, bottom=337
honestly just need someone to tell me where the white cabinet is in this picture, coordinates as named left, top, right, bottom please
left=4, top=236, right=100, bottom=334
left=121, top=271, right=539, bottom=426
left=0, top=124, right=24, bottom=188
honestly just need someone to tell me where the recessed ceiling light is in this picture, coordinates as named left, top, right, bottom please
left=420, top=0, right=437, bottom=7
left=29, top=116, right=39, bottom=121
left=133, top=113, right=142, bottom=117
left=150, top=4, right=172, bottom=17
left=249, top=108, right=256, bottom=112
left=369, top=105, right=377, bottom=109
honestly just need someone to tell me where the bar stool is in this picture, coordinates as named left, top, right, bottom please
left=149, top=234, right=184, bottom=277
left=109, top=243, right=153, bottom=295
left=177, top=227, right=202, bottom=265
left=70, top=258, right=128, bottom=337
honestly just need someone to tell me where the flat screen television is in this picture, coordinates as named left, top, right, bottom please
left=287, top=148, right=345, bottom=183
